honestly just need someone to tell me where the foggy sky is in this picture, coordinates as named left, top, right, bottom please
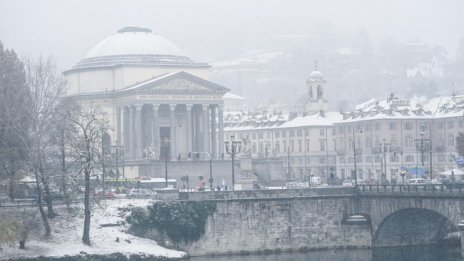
left=1, top=0, right=463, bottom=71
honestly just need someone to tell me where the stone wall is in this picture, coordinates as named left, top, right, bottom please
left=179, top=195, right=371, bottom=256
left=251, top=158, right=286, bottom=184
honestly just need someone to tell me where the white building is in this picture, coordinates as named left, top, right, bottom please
left=64, top=27, right=229, bottom=177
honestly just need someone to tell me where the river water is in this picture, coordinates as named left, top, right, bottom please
left=189, top=246, right=463, bottom=261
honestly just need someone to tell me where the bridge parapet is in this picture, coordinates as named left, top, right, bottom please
left=359, top=184, right=464, bottom=197
left=179, top=187, right=356, bottom=201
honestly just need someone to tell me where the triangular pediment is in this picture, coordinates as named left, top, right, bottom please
left=121, top=71, right=229, bottom=94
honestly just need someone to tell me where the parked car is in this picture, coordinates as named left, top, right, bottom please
left=126, top=188, right=155, bottom=198
left=408, top=178, right=426, bottom=185
left=95, top=189, right=116, bottom=199
left=342, top=180, right=353, bottom=187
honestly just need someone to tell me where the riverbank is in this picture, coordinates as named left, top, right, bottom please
left=0, top=199, right=186, bottom=260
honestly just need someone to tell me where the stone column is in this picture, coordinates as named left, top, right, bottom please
left=135, top=104, right=143, bottom=159
left=186, top=104, right=193, bottom=154
left=129, top=105, right=136, bottom=159
left=211, top=105, right=218, bottom=159
left=122, top=106, right=128, bottom=154
left=202, top=104, right=210, bottom=154
left=116, top=106, right=121, bottom=145
left=169, top=104, right=177, bottom=160
left=152, top=104, right=160, bottom=159
left=218, top=104, right=224, bottom=160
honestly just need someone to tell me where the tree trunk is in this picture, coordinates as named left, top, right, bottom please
left=19, top=240, right=25, bottom=249
left=39, top=156, right=56, bottom=219
left=41, top=176, right=56, bottom=218
left=35, top=171, right=51, bottom=236
left=8, top=174, right=15, bottom=201
left=82, top=166, right=91, bottom=245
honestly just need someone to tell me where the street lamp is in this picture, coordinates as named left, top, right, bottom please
left=415, top=124, right=431, bottom=179
left=352, top=125, right=362, bottom=188
left=111, top=142, right=125, bottom=179
left=162, top=138, right=170, bottom=188
left=225, top=135, right=242, bottom=191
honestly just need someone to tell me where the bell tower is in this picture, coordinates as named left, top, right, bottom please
left=306, top=61, right=328, bottom=114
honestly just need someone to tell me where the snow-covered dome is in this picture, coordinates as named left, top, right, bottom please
left=309, top=70, right=323, bottom=77
left=72, top=27, right=194, bottom=69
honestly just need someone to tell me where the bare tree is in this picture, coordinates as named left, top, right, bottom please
left=24, top=56, right=67, bottom=220
left=68, top=105, right=108, bottom=245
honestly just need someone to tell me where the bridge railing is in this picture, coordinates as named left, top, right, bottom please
left=358, top=184, right=464, bottom=195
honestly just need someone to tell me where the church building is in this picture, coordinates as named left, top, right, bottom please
left=64, top=27, right=229, bottom=176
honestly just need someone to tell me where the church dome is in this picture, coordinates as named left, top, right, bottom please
left=72, top=27, right=194, bottom=69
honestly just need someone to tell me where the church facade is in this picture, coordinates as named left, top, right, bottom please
left=64, top=27, right=229, bottom=176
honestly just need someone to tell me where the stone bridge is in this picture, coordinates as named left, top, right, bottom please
left=177, top=185, right=464, bottom=256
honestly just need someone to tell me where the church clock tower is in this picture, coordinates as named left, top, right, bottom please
left=306, top=61, right=328, bottom=114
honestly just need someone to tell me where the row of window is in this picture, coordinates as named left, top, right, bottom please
left=337, top=119, right=464, bottom=134
left=339, top=154, right=456, bottom=164
left=251, top=139, right=327, bottom=154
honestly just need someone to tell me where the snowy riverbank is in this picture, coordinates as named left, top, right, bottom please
left=0, top=199, right=186, bottom=260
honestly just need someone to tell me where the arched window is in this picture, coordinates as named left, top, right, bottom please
left=317, top=85, right=323, bottom=99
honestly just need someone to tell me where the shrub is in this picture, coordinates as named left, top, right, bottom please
left=126, top=201, right=216, bottom=244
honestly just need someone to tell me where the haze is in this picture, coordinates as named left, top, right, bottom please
left=1, top=0, right=463, bottom=109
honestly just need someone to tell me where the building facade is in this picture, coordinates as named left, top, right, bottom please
left=64, top=27, right=229, bottom=177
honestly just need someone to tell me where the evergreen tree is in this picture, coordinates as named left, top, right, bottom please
left=0, top=41, right=30, bottom=200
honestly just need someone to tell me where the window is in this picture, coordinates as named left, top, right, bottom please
left=332, top=128, right=336, bottom=136
left=348, top=138, right=353, bottom=150
left=390, top=135, right=397, bottom=146
left=338, top=126, right=344, bottom=134
left=282, top=131, right=287, bottom=138
left=405, top=135, right=413, bottom=147
left=305, top=140, right=310, bottom=152
left=365, top=156, right=372, bottom=162
left=290, top=140, right=295, bottom=152
left=404, top=122, right=413, bottom=130
left=319, top=158, right=325, bottom=165
left=320, top=128, right=325, bottom=136
left=297, top=129, right=302, bottom=137
left=448, top=121, right=454, bottom=129
left=320, top=140, right=326, bottom=151
left=275, top=141, right=280, bottom=153
left=448, top=135, right=454, bottom=146
left=405, top=155, right=414, bottom=162
left=290, top=130, right=295, bottom=137
left=389, top=122, right=397, bottom=130
left=258, top=132, right=263, bottom=139
left=283, top=141, right=287, bottom=152
left=252, top=143, right=257, bottom=153
left=298, top=140, right=302, bottom=152
left=333, top=139, right=337, bottom=151
left=275, top=131, right=280, bottom=138
left=304, top=129, right=309, bottom=136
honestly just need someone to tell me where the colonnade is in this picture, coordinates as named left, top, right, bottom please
left=115, top=103, right=224, bottom=160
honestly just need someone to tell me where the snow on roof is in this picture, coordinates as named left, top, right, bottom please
left=223, top=92, right=245, bottom=100
left=85, top=27, right=185, bottom=58
left=342, top=93, right=464, bottom=123
left=279, top=111, right=342, bottom=128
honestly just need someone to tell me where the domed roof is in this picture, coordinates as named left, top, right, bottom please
left=84, top=27, right=185, bottom=58
left=72, top=27, right=196, bottom=70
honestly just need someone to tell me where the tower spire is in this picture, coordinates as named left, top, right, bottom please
left=314, top=60, right=318, bottom=71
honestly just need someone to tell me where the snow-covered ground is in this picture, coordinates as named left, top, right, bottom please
left=0, top=199, right=186, bottom=260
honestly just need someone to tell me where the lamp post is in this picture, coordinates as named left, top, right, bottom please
left=415, top=124, right=430, bottom=179
left=352, top=125, right=362, bottom=188
left=162, top=138, right=170, bottom=188
left=225, top=135, right=242, bottom=191
left=111, top=143, right=124, bottom=192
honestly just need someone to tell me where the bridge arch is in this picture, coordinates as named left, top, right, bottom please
left=373, top=208, right=459, bottom=248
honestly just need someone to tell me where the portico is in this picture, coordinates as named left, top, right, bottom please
left=114, top=71, right=227, bottom=161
